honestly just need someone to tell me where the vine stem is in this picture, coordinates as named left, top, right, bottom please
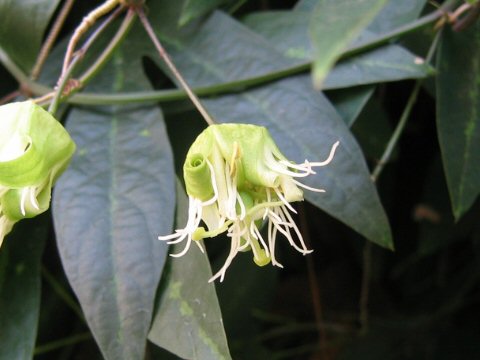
left=358, top=29, right=443, bottom=333
left=47, top=7, right=134, bottom=114
left=136, top=7, right=216, bottom=126
left=1, top=0, right=456, bottom=106
left=31, top=0, right=77, bottom=80
left=34, top=332, right=91, bottom=355
left=62, top=0, right=121, bottom=74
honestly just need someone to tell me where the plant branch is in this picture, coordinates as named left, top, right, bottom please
left=46, top=7, right=134, bottom=114
left=0, top=0, right=457, bottom=106
left=34, top=332, right=92, bottom=355
left=136, top=7, right=216, bottom=125
left=31, top=0, right=77, bottom=80
left=62, top=0, right=121, bottom=74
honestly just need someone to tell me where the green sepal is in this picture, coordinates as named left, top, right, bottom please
left=0, top=101, right=76, bottom=243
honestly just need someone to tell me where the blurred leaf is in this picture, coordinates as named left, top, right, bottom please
left=368, top=0, right=427, bottom=33
left=0, top=217, right=46, bottom=360
left=309, top=0, right=388, bottom=88
left=180, top=0, right=226, bottom=26
left=244, top=12, right=432, bottom=90
left=0, top=0, right=61, bottom=71
left=145, top=9, right=392, bottom=247
left=437, top=23, right=480, bottom=219
left=149, top=181, right=231, bottom=360
left=327, top=86, right=375, bottom=127
left=53, top=42, right=176, bottom=359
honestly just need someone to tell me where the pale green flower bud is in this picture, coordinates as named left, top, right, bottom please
left=159, top=123, right=339, bottom=282
left=0, top=101, right=76, bottom=246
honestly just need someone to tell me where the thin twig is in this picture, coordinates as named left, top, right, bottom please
left=0, top=90, right=20, bottom=105
left=47, top=6, right=132, bottom=115
left=358, top=30, right=443, bottom=333
left=2, top=1, right=456, bottom=105
left=62, top=0, right=121, bottom=74
left=31, top=0, right=77, bottom=80
left=79, top=8, right=134, bottom=84
left=136, top=7, right=216, bottom=125
left=34, top=332, right=92, bottom=355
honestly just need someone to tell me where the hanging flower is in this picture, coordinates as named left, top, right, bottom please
left=0, top=101, right=76, bottom=247
left=159, top=123, right=338, bottom=282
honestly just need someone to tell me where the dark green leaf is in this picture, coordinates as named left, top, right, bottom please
left=180, top=0, right=226, bottom=26
left=309, top=0, right=388, bottom=88
left=0, top=217, right=46, bottom=360
left=327, top=86, right=374, bottom=127
left=148, top=181, right=231, bottom=360
left=53, top=42, right=176, bottom=359
left=0, top=0, right=61, bottom=71
left=368, top=0, right=427, bottom=34
left=244, top=12, right=432, bottom=90
left=437, top=23, right=480, bottom=219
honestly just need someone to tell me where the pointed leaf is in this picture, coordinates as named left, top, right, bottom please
left=0, top=217, right=46, bottom=360
left=53, top=46, right=175, bottom=359
left=244, top=12, right=432, bottom=90
left=437, top=23, right=480, bottom=219
left=0, top=0, right=61, bottom=71
left=149, top=181, right=231, bottom=360
left=309, top=0, right=388, bottom=88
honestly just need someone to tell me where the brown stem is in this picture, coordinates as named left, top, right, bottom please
left=62, top=0, right=121, bottom=74
left=136, top=7, right=216, bottom=126
left=31, top=0, right=76, bottom=80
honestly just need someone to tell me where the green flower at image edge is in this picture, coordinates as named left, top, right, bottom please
left=159, top=124, right=339, bottom=282
left=0, top=101, right=75, bottom=246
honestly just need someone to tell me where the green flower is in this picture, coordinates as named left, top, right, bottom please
left=0, top=101, right=76, bottom=246
left=159, top=124, right=338, bottom=282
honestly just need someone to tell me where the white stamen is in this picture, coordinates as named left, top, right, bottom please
left=251, top=222, right=270, bottom=258
left=236, top=192, right=246, bottom=220
left=274, top=187, right=297, bottom=214
left=201, top=160, right=219, bottom=206
left=280, top=205, right=312, bottom=254
left=20, top=188, right=28, bottom=216
left=268, top=219, right=283, bottom=268
left=307, top=141, right=339, bottom=167
left=30, top=188, right=40, bottom=210
left=292, top=179, right=326, bottom=193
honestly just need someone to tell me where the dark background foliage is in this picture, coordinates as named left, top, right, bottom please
left=0, top=0, right=479, bottom=359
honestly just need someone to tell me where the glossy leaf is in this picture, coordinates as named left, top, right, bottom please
left=0, top=217, right=46, bottom=360
left=144, top=9, right=392, bottom=247
left=149, top=181, right=231, bottom=360
left=0, top=0, right=61, bottom=71
left=309, top=0, right=388, bottom=88
left=437, top=23, right=480, bottom=219
left=53, top=44, right=175, bottom=359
